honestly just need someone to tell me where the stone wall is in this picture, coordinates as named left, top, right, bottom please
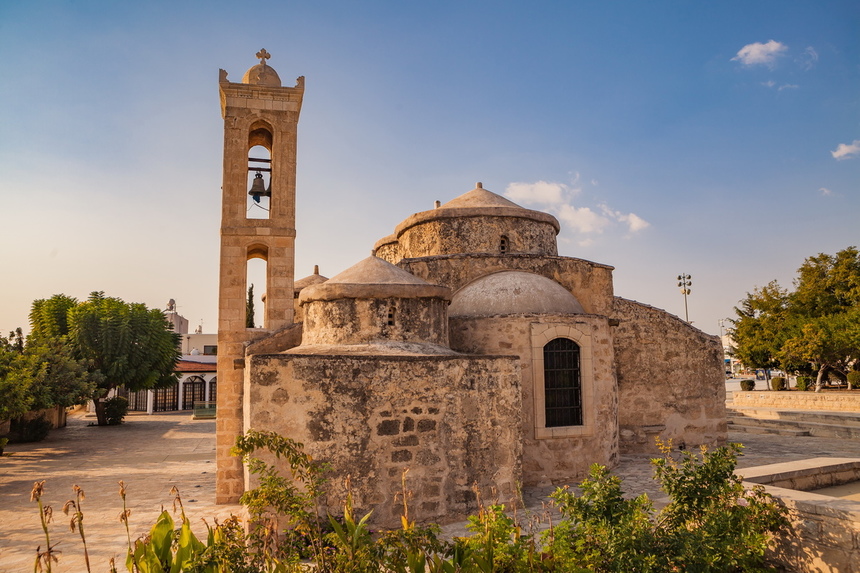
left=395, top=214, right=558, bottom=258
left=449, top=314, right=618, bottom=485
left=733, top=391, right=860, bottom=411
left=738, top=459, right=860, bottom=572
left=401, top=254, right=616, bottom=317
left=301, top=297, right=449, bottom=347
left=612, top=297, right=726, bottom=453
left=768, top=489, right=860, bottom=573
left=244, top=353, right=522, bottom=528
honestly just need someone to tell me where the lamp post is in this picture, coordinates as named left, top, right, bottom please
left=677, top=273, right=691, bottom=322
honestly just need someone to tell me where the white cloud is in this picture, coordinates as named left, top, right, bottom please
left=778, top=84, right=798, bottom=91
left=619, top=212, right=650, bottom=232
left=732, top=40, right=788, bottom=67
left=557, top=204, right=610, bottom=234
left=504, top=180, right=567, bottom=205
left=798, top=46, right=819, bottom=70
left=819, top=187, right=833, bottom=196
left=761, top=80, right=776, bottom=88
left=505, top=178, right=650, bottom=240
left=599, top=204, right=650, bottom=233
left=831, top=140, right=860, bottom=160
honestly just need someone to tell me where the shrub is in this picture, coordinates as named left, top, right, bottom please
left=0, top=437, right=7, bottom=455
left=10, top=414, right=52, bottom=442
left=103, top=396, right=128, bottom=425
left=848, top=372, right=860, bottom=390
left=796, top=376, right=811, bottom=391
left=739, top=379, right=755, bottom=391
left=770, top=376, right=786, bottom=391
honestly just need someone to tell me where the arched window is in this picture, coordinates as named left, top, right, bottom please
left=500, top=235, right=509, bottom=254
left=543, top=338, right=582, bottom=427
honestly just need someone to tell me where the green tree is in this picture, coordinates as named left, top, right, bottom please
left=0, top=333, right=33, bottom=420
left=0, top=327, right=92, bottom=424
left=731, top=281, right=792, bottom=378
left=30, top=292, right=181, bottom=426
left=731, top=247, right=860, bottom=390
left=246, top=283, right=255, bottom=328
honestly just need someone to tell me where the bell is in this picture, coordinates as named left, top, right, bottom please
left=248, top=172, right=271, bottom=203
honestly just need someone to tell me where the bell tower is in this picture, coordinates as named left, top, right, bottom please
left=216, top=50, right=304, bottom=503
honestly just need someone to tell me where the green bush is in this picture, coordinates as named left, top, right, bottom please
left=739, top=379, right=755, bottom=391
left=103, top=396, right=128, bottom=425
left=770, top=376, right=786, bottom=391
left=10, top=414, right=52, bottom=442
left=796, top=376, right=811, bottom=391
left=30, top=433, right=790, bottom=572
left=0, top=437, right=7, bottom=455
left=848, top=372, right=860, bottom=390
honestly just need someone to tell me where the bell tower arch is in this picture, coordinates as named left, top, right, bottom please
left=216, top=50, right=304, bottom=502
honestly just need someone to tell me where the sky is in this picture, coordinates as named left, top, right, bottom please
left=0, top=0, right=858, bottom=338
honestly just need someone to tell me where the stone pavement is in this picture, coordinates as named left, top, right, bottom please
left=3, top=410, right=860, bottom=572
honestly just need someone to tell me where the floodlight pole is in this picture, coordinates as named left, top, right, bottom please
left=677, top=273, right=692, bottom=322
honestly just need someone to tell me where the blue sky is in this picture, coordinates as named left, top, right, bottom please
left=1, top=0, right=857, bottom=337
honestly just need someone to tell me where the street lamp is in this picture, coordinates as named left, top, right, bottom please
left=677, top=273, right=692, bottom=322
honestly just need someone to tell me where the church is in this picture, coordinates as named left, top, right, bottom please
left=214, top=51, right=726, bottom=527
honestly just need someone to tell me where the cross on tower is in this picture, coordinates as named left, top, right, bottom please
left=256, top=49, right=271, bottom=65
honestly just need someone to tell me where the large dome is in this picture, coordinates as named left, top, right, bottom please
left=449, top=271, right=584, bottom=317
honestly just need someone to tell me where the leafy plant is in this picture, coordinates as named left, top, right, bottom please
left=795, top=376, right=811, bottom=391
left=848, top=371, right=860, bottom=390
left=770, top=376, right=786, bottom=391
left=739, top=379, right=755, bottom=391
left=104, top=396, right=129, bottom=425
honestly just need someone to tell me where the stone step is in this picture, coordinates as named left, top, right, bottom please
left=727, top=407, right=860, bottom=427
left=726, top=421, right=810, bottom=437
left=726, top=414, right=860, bottom=439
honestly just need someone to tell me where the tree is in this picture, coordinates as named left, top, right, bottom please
left=0, top=327, right=92, bottom=423
left=731, top=247, right=860, bottom=391
left=731, top=281, right=792, bottom=378
left=30, top=292, right=181, bottom=425
left=0, top=333, right=33, bottom=421
left=246, top=283, right=256, bottom=328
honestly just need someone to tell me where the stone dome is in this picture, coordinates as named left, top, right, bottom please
left=298, top=256, right=452, bottom=349
left=438, top=183, right=523, bottom=209
left=242, top=50, right=282, bottom=87
left=449, top=271, right=584, bottom=317
left=242, top=63, right=282, bottom=87
left=299, top=256, right=449, bottom=304
left=294, top=265, right=328, bottom=292
left=387, top=183, right=561, bottom=259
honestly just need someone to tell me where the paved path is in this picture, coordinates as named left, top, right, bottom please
left=0, top=412, right=237, bottom=573
left=2, top=408, right=860, bottom=572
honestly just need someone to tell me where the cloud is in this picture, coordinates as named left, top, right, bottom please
left=819, top=187, right=833, bottom=196
left=504, top=179, right=650, bottom=239
left=831, top=140, right=860, bottom=160
left=732, top=40, right=788, bottom=67
left=504, top=180, right=568, bottom=205
left=762, top=81, right=798, bottom=90
left=557, top=204, right=610, bottom=234
left=599, top=204, right=651, bottom=233
left=798, top=46, right=819, bottom=70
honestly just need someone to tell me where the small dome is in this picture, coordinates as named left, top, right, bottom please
left=242, top=49, right=282, bottom=87
left=299, top=256, right=450, bottom=304
left=294, top=265, right=328, bottom=291
left=449, top=271, right=585, bottom=317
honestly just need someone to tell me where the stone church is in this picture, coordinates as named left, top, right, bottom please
left=215, top=51, right=726, bottom=527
